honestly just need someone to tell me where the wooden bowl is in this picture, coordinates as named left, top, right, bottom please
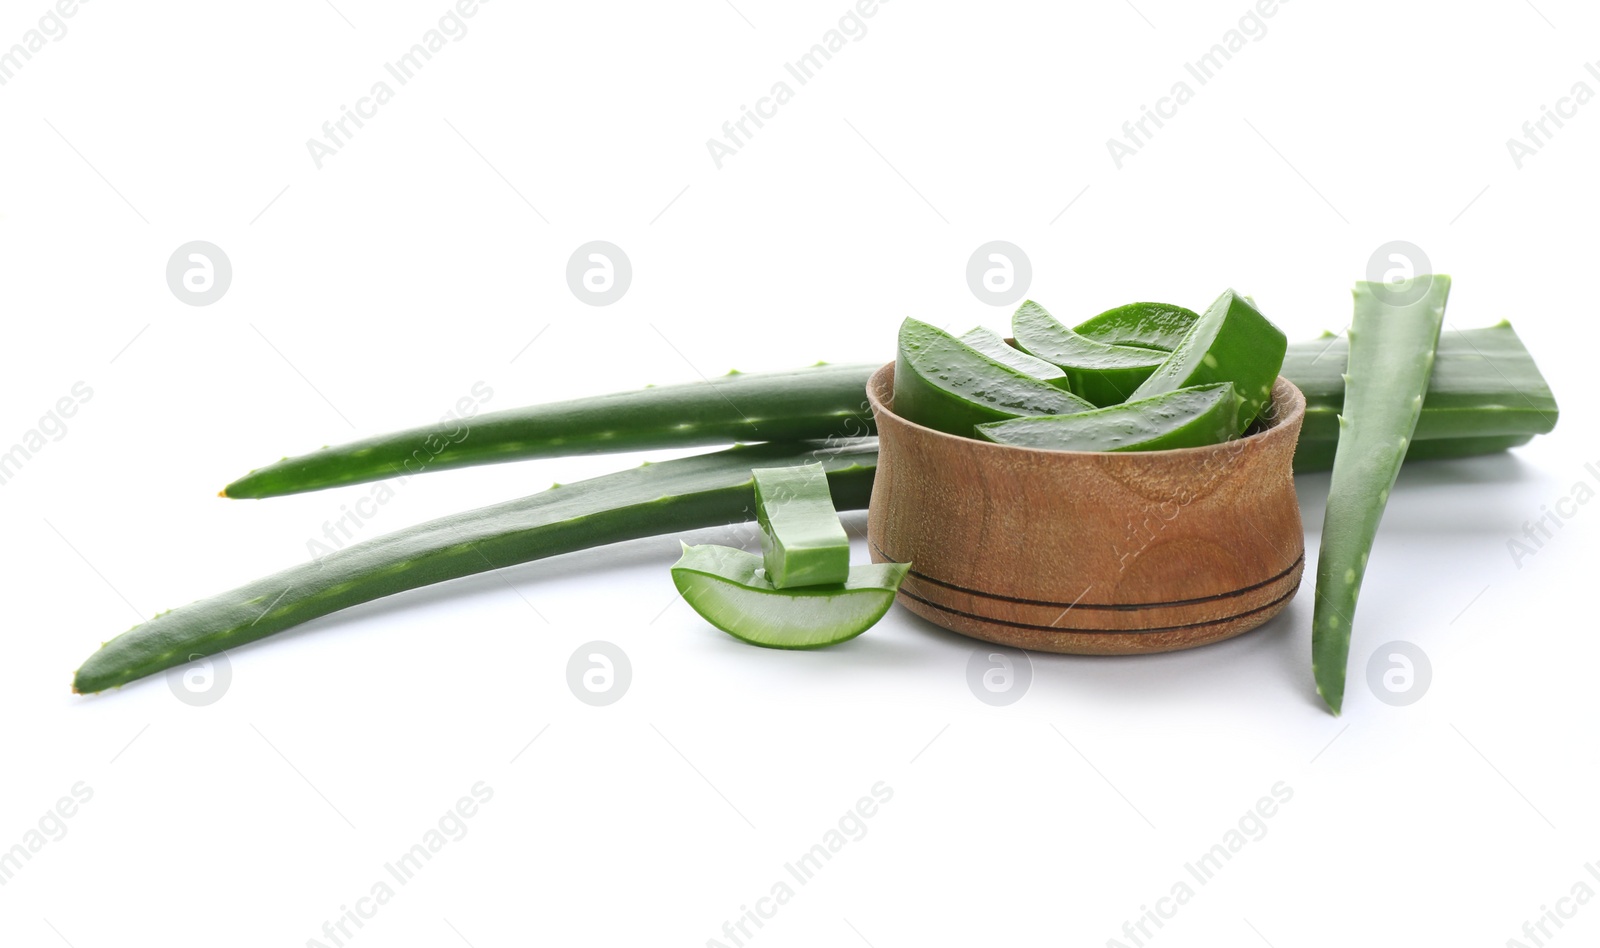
left=866, top=363, right=1305, bottom=654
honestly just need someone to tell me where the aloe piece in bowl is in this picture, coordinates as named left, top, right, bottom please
left=959, top=326, right=1071, bottom=388
left=1072, top=301, right=1200, bottom=352
left=895, top=318, right=1092, bottom=437
left=1129, top=289, right=1287, bottom=432
left=1011, top=301, right=1169, bottom=406
left=975, top=383, right=1241, bottom=453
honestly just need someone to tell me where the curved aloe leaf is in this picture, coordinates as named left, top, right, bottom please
left=1312, top=277, right=1450, bottom=713
left=75, top=440, right=879, bottom=693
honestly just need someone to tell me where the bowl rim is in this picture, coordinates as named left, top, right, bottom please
left=865, top=361, right=1306, bottom=462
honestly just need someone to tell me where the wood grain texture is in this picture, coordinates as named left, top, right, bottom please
left=867, top=363, right=1306, bottom=654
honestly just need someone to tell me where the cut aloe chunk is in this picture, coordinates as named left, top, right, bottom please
left=975, top=383, right=1240, bottom=452
left=752, top=462, right=850, bottom=588
left=1312, top=276, right=1450, bottom=714
left=895, top=318, right=1093, bottom=437
left=959, top=327, right=1071, bottom=388
left=671, top=544, right=910, bottom=648
left=1286, top=322, right=1559, bottom=443
left=1011, top=301, right=1168, bottom=406
left=1130, top=289, right=1287, bottom=432
left=1072, top=302, right=1199, bottom=352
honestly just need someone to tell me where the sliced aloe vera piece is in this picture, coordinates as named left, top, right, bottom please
left=895, top=318, right=1093, bottom=437
left=1130, top=289, right=1287, bottom=432
left=1293, top=432, right=1530, bottom=474
left=1072, top=302, right=1199, bottom=352
left=1312, top=276, right=1450, bottom=714
left=753, top=462, right=850, bottom=588
left=976, top=383, right=1240, bottom=452
left=1011, top=301, right=1168, bottom=406
left=671, top=544, right=910, bottom=648
left=959, top=327, right=1071, bottom=388
left=1287, top=322, right=1559, bottom=443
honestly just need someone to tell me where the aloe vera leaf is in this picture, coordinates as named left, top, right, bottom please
left=753, top=462, right=850, bottom=588
left=976, top=383, right=1240, bottom=453
left=1071, top=302, right=1200, bottom=352
left=959, top=326, right=1071, bottom=388
left=222, top=363, right=879, bottom=499
left=895, top=318, right=1093, bottom=437
left=1131, top=289, right=1288, bottom=432
left=228, top=326, right=1556, bottom=500
left=1312, top=277, right=1451, bottom=714
left=1292, top=433, right=1532, bottom=474
left=1011, top=301, right=1168, bottom=406
left=1287, top=322, right=1559, bottom=443
left=74, top=441, right=879, bottom=694
left=671, top=544, right=909, bottom=649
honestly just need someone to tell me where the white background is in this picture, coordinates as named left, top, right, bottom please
left=2, top=1, right=1596, bottom=945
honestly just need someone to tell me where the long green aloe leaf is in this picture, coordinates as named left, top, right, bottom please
left=227, top=328, right=1557, bottom=499
left=1288, top=322, right=1559, bottom=443
left=75, top=440, right=878, bottom=693
left=1312, top=277, right=1450, bottom=714
left=223, top=363, right=878, bottom=499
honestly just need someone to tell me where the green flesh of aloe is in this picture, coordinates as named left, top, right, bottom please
left=1011, top=301, right=1168, bottom=406
left=1312, top=276, right=1451, bottom=714
left=976, top=383, right=1240, bottom=452
left=670, top=545, right=909, bottom=649
left=895, top=318, right=1093, bottom=436
left=1072, top=302, right=1200, bottom=352
left=959, top=326, right=1071, bottom=388
left=753, top=462, right=851, bottom=588
left=74, top=441, right=879, bottom=693
left=1130, top=289, right=1288, bottom=432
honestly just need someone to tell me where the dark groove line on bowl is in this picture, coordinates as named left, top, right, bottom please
left=894, top=583, right=1301, bottom=636
left=872, top=541, right=1304, bottom=611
